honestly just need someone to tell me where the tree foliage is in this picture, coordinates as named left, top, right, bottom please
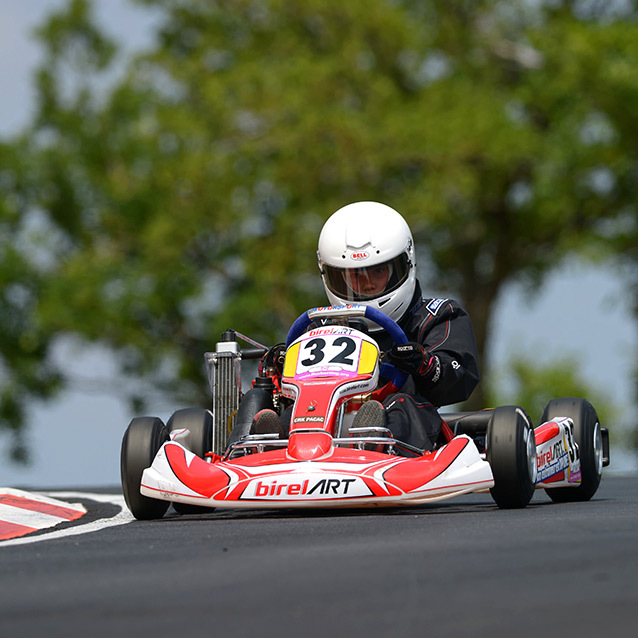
left=487, top=354, right=616, bottom=432
left=2, top=0, right=638, bottom=460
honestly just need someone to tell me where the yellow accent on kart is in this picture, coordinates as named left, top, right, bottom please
left=227, top=409, right=238, bottom=435
left=283, top=342, right=301, bottom=378
left=358, top=341, right=379, bottom=375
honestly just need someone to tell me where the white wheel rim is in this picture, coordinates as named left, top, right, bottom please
left=526, top=427, right=537, bottom=484
left=593, top=422, right=603, bottom=476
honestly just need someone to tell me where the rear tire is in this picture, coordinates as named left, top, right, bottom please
left=540, top=397, right=603, bottom=502
left=226, top=387, right=275, bottom=448
left=121, top=417, right=170, bottom=520
left=166, top=408, right=215, bottom=515
left=487, top=406, right=537, bottom=509
left=166, top=408, right=213, bottom=458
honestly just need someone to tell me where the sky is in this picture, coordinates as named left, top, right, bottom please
left=0, top=0, right=636, bottom=487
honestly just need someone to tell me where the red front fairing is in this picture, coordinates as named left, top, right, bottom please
left=141, top=433, right=494, bottom=509
left=140, top=323, right=495, bottom=509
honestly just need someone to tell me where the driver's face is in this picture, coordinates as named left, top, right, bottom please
left=345, top=264, right=390, bottom=296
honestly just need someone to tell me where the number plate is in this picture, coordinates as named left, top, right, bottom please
left=283, top=328, right=378, bottom=380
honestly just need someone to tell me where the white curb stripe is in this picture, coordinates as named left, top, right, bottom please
left=0, top=488, right=87, bottom=540
left=0, top=487, right=86, bottom=512
left=0, top=503, right=68, bottom=528
left=0, top=492, right=133, bottom=547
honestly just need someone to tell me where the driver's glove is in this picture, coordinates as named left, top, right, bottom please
left=268, top=343, right=286, bottom=376
left=387, top=342, right=441, bottom=382
left=260, top=343, right=286, bottom=378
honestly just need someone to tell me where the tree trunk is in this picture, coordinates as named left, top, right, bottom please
left=460, top=283, right=498, bottom=411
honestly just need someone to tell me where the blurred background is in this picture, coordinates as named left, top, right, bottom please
left=1, top=0, right=636, bottom=488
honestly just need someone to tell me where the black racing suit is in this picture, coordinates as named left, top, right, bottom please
left=374, top=282, right=480, bottom=452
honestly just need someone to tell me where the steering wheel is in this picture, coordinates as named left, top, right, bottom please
left=285, top=305, right=409, bottom=395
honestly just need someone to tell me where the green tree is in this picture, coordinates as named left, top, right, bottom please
left=2, top=0, right=638, bottom=459
left=487, top=354, right=615, bottom=429
left=0, top=140, right=64, bottom=461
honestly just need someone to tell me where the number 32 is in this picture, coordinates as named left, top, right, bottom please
left=300, top=337, right=356, bottom=367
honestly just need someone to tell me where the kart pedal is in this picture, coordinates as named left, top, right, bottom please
left=251, top=409, right=285, bottom=438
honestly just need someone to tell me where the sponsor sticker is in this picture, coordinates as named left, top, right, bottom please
left=307, top=327, right=354, bottom=337
left=426, top=298, right=448, bottom=316
left=536, top=437, right=569, bottom=481
left=241, top=475, right=373, bottom=500
left=311, top=304, right=366, bottom=313
left=536, top=418, right=581, bottom=483
left=293, top=416, right=325, bottom=424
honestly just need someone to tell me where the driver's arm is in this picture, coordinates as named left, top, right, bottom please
left=390, top=300, right=480, bottom=407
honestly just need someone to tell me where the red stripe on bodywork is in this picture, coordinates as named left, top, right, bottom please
left=165, top=444, right=231, bottom=498
left=440, top=419, right=455, bottom=443
left=0, top=520, right=38, bottom=541
left=382, top=437, right=470, bottom=493
left=535, top=422, right=560, bottom=445
left=0, top=495, right=84, bottom=521
left=542, top=470, right=565, bottom=484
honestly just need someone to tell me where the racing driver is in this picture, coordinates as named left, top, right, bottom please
left=314, top=201, right=480, bottom=451
left=251, top=201, right=480, bottom=453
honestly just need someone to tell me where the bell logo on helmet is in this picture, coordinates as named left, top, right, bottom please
left=351, top=252, right=369, bottom=261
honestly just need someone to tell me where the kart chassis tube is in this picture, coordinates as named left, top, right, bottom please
left=443, top=410, right=610, bottom=467
left=442, top=411, right=495, bottom=437
left=224, top=432, right=425, bottom=460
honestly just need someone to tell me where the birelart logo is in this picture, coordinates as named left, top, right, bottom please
left=241, top=475, right=372, bottom=500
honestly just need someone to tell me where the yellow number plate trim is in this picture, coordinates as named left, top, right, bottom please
left=283, top=342, right=301, bottom=378
left=357, top=341, right=378, bottom=375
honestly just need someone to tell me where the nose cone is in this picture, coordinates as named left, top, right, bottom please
left=287, top=430, right=334, bottom=461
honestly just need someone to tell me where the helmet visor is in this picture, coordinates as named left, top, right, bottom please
left=322, top=254, right=411, bottom=302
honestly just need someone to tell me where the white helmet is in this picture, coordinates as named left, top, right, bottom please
left=317, top=202, right=417, bottom=327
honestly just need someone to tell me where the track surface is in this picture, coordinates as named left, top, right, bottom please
left=0, top=476, right=635, bottom=637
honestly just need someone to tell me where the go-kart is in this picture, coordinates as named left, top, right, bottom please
left=121, top=305, right=610, bottom=519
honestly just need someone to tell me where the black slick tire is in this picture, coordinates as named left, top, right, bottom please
left=226, top=386, right=276, bottom=449
left=166, top=408, right=215, bottom=515
left=120, top=417, right=170, bottom=520
left=540, top=397, right=603, bottom=502
left=487, top=406, right=537, bottom=509
left=166, top=408, right=213, bottom=458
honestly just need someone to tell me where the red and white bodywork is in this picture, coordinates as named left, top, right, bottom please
left=141, top=436, right=494, bottom=508
left=138, top=307, right=592, bottom=510
left=534, top=417, right=582, bottom=488
left=141, top=320, right=495, bottom=508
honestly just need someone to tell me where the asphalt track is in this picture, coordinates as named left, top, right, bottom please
left=0, top=476, right=635, bottom=638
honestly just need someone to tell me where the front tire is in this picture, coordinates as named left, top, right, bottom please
left=487, top=406, right=537, bottom=509
left=540, top=397, right=603, bottom=502
left=121, top=417, right=170, bottom=520
left=166, top=408, right=215, bottom=515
